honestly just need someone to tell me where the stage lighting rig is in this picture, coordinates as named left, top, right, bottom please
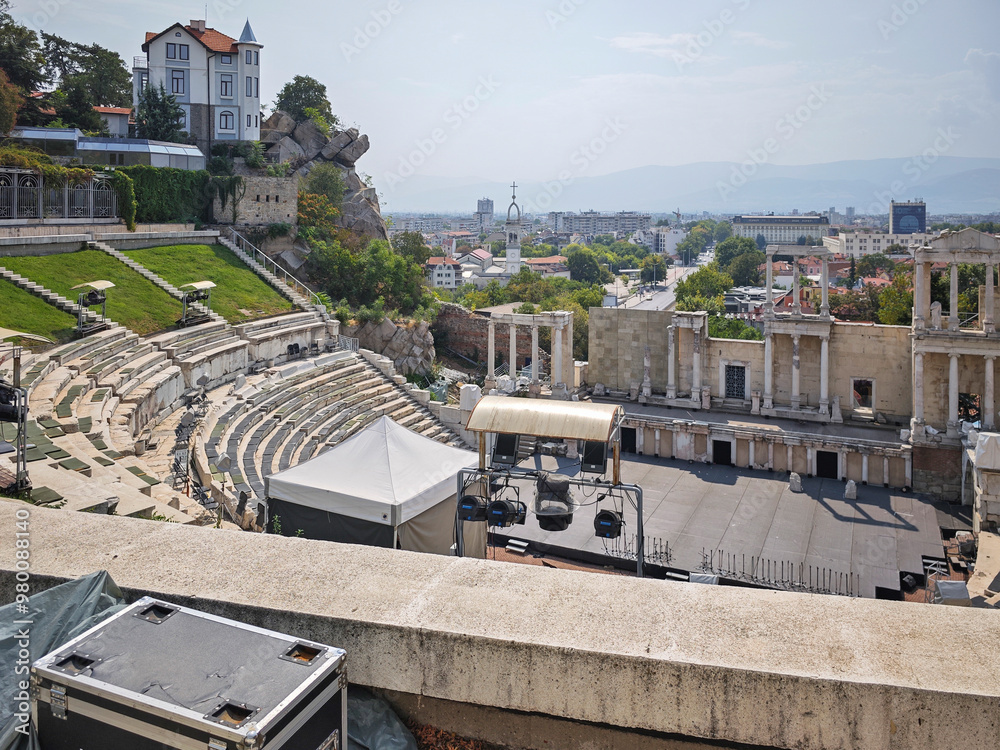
left=72, top=281, right=115, bottom=335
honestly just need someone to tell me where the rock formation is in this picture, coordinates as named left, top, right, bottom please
left=260, top=111, right=388, bottom=241
left=343, top=317, right=436, bottom=376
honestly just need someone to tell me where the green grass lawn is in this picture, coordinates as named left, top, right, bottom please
left=0, top=278, right=79, bottom=346
left=125, top=245, right=295, bottom=324
left=1, top=250, right=183, bottom=336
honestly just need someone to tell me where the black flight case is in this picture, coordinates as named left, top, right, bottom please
left=31, top=596, right=347, bottom=750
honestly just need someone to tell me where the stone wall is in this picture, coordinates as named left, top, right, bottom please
left=344, top=318, right=436, bottom=376
left=3, top=502, right=999, bottom=750
left=589, top=308, right=914, bottom=423
left=913, top=445, right=963, bottom=498
left=433, top=303, right=535, bottom=370
left=212, top=175, right=298, bottom=226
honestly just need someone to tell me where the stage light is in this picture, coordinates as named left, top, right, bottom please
left=594, top=509, right=623, bottom=539
left=486, top=499, right=526, bottom=527
left=535, top=473, right=573, bottom=532
left=491, top=433, right=520, bottom=467
left=458, top=495, right=488, bottom=522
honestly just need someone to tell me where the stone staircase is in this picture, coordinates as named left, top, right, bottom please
left=87, top=241, right=226, bottom=324
left=217, top=235, right=328, bottom=318
left=0, top=266, right=107, bottom=326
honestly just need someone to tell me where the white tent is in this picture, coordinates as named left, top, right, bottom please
left=265, top=416, right=484, bottom=555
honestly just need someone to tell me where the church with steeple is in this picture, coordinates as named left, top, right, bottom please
left=134, top=18, right=263, bottom=157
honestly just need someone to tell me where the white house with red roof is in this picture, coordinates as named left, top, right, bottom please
left=133, top=19, right=262, bottom=155
left=425, top=257, right=463, bottom=290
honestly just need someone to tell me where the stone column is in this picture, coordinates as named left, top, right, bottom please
left=530, top=325, right=540, bottom=383
left=654, top=429, right=661, bottom=457
left=862, top=454, right=869, bottom=485
left=792, top=260, right=802, bottom=316
left=637, top=427, right=645, bottom=455
left=786, top=445, right=793, bottom=472
left=765, top=253, right=774, bottom=314
left=949, top=262, right=960, bottom=331
left=486, top=320, right=496, bottom=383
left=767, top=442, right=774, bottom=470
left=883, top=456, right=890, bottom=487
left=666, top=325, right=677, bottom=399
left=986, top=355, right=996, bottom=430
left=806, top=446, right=814, bottom=476
left=904, top=453, right=912, bottom=488
left=948, top=353, right=960, bottom=436
left=914, top=261, right=926, bottom=329
left=819, top=334, right=830, bottom=417
left=748, top=440, right=756, bottom=469
left=921, top=262, right=933, bottom=326
left=913, top=351, right=925, bottom=423
left=986, top=264, right=996, bottom=334
left=509, top=323, right=518, bottom=377
left=692, top=329, right=702, bottom=403
left=553, top=325, right=563, bottom=386
left=820, top=258, right=830, bottom=317
left=791, top=334, right=801, bottom=410
left=763, top=333, right=774, bottom=409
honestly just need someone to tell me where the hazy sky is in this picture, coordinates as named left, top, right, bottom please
left=13, top=0, right=1000, bottom=187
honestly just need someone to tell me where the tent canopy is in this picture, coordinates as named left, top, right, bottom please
left=265, top=416, right=477, bottom=526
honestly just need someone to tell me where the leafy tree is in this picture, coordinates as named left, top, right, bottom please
left=40, top=33, right=131, bottom=107
left=0, top=69, right=22, bottom=133
left=714, top=236, right=757, bottom=268
left=675, top=292, right=725, bottom=314
left=884, top=243, right=906, bottom=255
left=829, top=288, right=880, bottom=322
left=274, top=75, right=335, bottom=124
left=298, top=192, right=339, bottom=229
left=135, top=84, right=185, bottom=142
left=755, top=233, right=767, bottom=251
left=714, top=221, right=732, bottom=243
left=0, top=4, right=45, bottom=123
left=856, top=253, right=894, bottom=278
left=566, top=246, right=609, bottom=284
left=53, top=76, right=104, bottom=132
left=302, top=162, right=345, bottom=209
left=675, top=264, right=733, bottom=308
left=725, top=251, right=765, bottom=287
left=392, top=231, right=432, bottom=265
left=709, top=316, right=762, bottom=340
left=848, top=256, right=857, bottom=287
left=514, top=302, right=537, bottom=315
left=877, top=271, right=913, bottom=325
left=640, top=254, right=666, bottom=283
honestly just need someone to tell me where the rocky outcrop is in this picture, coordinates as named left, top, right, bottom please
left=343, top=318, right=436, bottom=376
left=261, top=111, right=388, bottom=241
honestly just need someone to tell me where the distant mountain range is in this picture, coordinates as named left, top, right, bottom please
left=378, top=157, right=1000, bottom=216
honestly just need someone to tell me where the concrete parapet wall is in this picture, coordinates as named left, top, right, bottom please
left=1, top=502, right=997, bottom=750
left=96, top=231, right=221, bottom=251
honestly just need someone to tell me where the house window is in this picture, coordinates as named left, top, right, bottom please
left=179, top=44, right=189, bottom=60
left=246, top=76, right=252, bottom=97
left=109, top=153, right=125, bottom=166
left=220, top=74, right=232, bottom=98
left=221, top=54, right=232, bottom=65
left=254, top=77, right=259, bottom=98
left=139, top=72, right=148, bottom=93
left=254, top=51, right=259, bottom=66
left=247, top=114, right=252, bottom=129
left=254, top=115, right=258, bottom=127
left=246, top=50, right=252, bottom=64
left=171, top=70, right=185, bottom=94
left=220, top=110, right=234, bottom=130
left=166, top=43, right=176, bottom=59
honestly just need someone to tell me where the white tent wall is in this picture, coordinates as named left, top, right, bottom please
left=398, top=495, right=485, bottom=558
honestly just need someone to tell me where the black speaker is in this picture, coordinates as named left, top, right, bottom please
left=581, top=440, right=608, bottom=475
left=492, top=433, right=520, bottom=466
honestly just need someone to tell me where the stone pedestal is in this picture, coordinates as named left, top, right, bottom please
left=751, top=390, right=761, bottom=416
left=844, top=480, right=858, bottom=501
left=789, top=472, right=803, bottom=493
left=701, top=388, right=711, bottom=410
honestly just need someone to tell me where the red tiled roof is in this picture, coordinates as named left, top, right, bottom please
left=94, top=106, right=132, bottom=115
left=144, top=24, right=239, bottom=54
left=526, top=255, right=567, bottom=265
left=426, top=257, right=461, bottom=268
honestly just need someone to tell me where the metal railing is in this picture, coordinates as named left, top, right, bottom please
left=0, top=169, right=118, bottom=221
left=226, top=228, right=323, bottom=308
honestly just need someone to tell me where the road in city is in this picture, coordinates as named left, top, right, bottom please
left=608, top=248, right=714, bottom=311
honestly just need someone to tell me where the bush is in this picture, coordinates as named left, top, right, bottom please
left=117, top=166, right=214, bottom=223
left=208, top=155, right=233, bottom=176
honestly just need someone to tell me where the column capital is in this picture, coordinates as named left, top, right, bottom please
left=986, top=355, right=997, bottom=362
left=820, top=332, right=830, bottom=342
left=949, top=352, right=961, bottom=361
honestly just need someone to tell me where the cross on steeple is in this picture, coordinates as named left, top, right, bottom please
left=511, top=181, right=517, bottom=199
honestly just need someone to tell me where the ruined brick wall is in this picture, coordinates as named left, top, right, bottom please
left=432, top=303, right=535, bottom=369
left=214, top=175, right=298, bottom=225
left=912, top=445, right=962, bottom=500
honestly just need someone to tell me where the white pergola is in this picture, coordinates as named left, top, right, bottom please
left=485, top=310, right=574, bottom=394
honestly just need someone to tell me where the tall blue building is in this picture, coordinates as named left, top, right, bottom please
left=889, top=201, right=926, bottom=234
